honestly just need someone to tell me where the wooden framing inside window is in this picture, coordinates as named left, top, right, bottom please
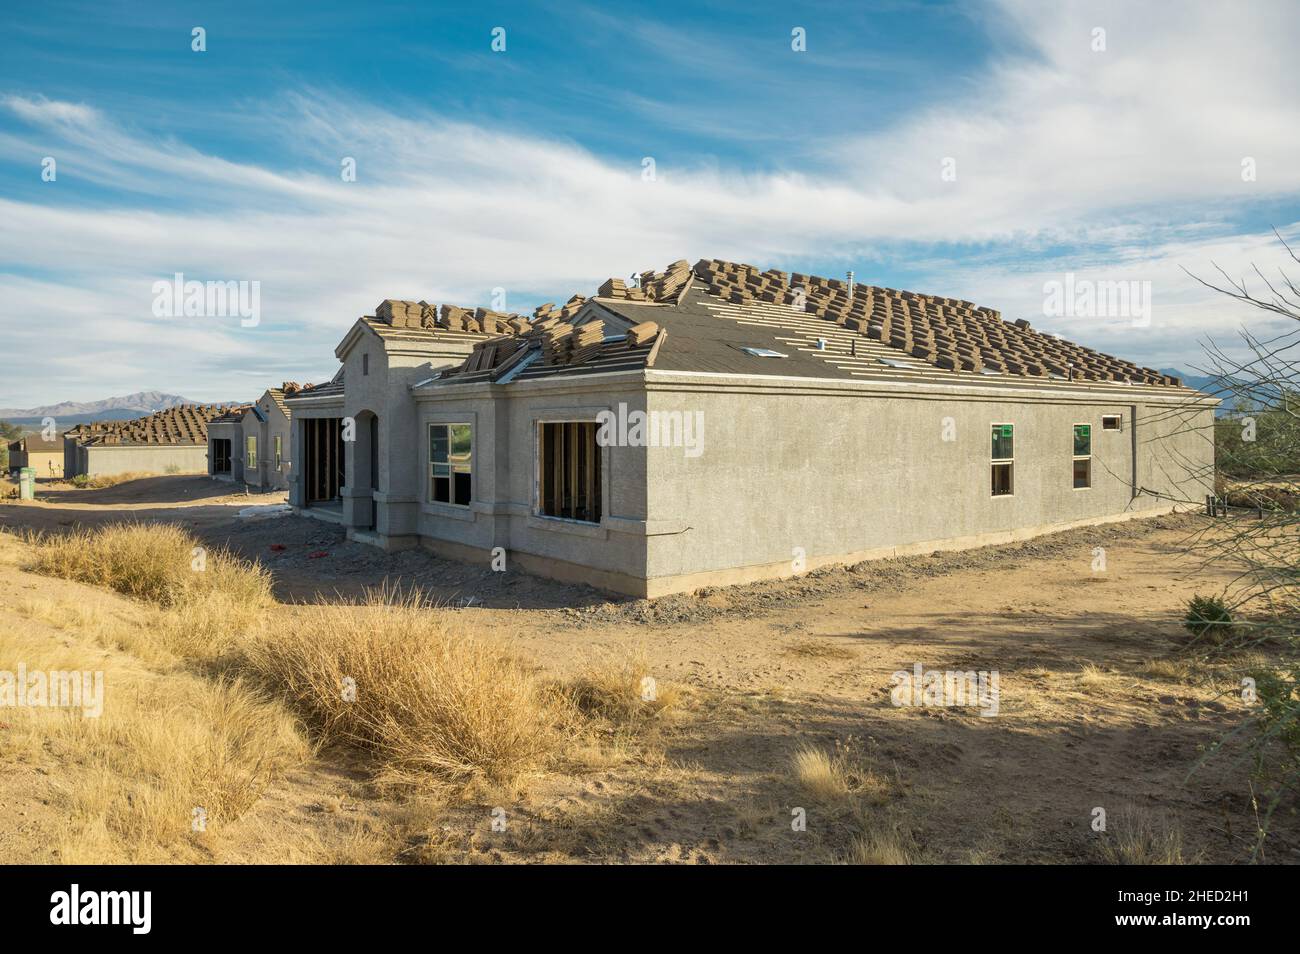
left=1073, top=423, right=1092, bottom=489
left=537, top=421, right=601, bottom=523
left=274, top=435, right=282, bottom=469
left=429, top=423, right=472, bottom=506
left=245, top=435, right=257, bottom=469
left=991, top=423, right=1014, bottom=497
left=1102, top=414, right=1121, bottom=431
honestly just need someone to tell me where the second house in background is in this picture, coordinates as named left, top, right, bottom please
left=206, top=384, right=297, bottom=491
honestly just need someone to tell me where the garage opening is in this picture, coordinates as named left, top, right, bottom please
left=304, top=417, right=345, bottom=505
left=538, top=421, right=601, bottom=523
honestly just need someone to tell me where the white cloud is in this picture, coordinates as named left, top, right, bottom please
left=1, top=0, right=1298, bottom=405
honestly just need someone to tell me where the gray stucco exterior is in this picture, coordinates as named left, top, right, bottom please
left=206, top=389, right=294, bottom=491
left=287, top=293, right=1217, bottom=598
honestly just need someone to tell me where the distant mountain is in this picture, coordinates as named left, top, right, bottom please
left=0, top=391, right=202, bottom=429
left=1160, top=368, right=1258, bottom=416
left=1160, top=368, right=1223, bottom=395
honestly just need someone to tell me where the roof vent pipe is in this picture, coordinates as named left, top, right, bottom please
left=847, top=270, right=855, bottom=296
left=816, top=337, right=827, bottom=350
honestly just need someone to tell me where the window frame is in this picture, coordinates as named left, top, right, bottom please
left=428, top=422, right=473, bottom=507
left=1072, top=422, right=1092, bottom=490
left=1101, top=414, right=1122, bottom=431
left=274, top=435, right=282, bottom=469
left=990, top=422, right=1014, bottom=498
left=245, top=434, right=257, bottom=469
left=534, top=420, right=603, bottom=525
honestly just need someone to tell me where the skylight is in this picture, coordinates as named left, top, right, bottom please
left=742, top=347, right=788, bottom=358
left=878, top=357, right=912, bottom=368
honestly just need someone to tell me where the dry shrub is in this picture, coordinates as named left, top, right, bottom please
left=0, top=612, right=307, bottom=863
left=29, top=523, right=271, bottom=611
left=792, top=739, right=890, bottom=805
left=847, top=826, right=917, bottom=865
left=564, top=654, right=681, bottom=725
left=70, top=471, right=157, bottom=490
left=793, top=746, right=850, bottom=800
left=1096, top=808, right=1192, bottom=865
left=239, top=594, right=564, bottom=790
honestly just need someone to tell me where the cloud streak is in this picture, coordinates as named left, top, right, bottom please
left=1, top=0, right=1298, bottom=405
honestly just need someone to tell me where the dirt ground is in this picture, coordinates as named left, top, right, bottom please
left=2, top=475, right=1297, bottom=864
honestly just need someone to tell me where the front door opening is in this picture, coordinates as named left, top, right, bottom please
left=304, top=417, right=345, bottom=504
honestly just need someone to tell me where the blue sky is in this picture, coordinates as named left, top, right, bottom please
left=2, top=0, right=1299, bottom=406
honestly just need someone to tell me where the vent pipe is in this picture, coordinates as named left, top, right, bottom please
left=847, top=270, right=855, bottom=296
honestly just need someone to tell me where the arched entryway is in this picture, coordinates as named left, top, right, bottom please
left=348, top=410, right=379, bottom=531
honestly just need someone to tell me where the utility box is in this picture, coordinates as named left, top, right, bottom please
left=18, top=467, right=35, bottom=500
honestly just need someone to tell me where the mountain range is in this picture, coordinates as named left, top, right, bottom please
left=0, top=391, right=202, bottom=428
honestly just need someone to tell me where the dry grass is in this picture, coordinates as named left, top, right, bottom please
left=792, top=740, right=891, bottom=806
left=12, top=525, right=689, bottom=861
left=27, top=524, right=271, bottom=661
left=564, top=653, right=683, bottom=725
left=847, top=825, right=917, bottom=865
left=1078, top=662, right=1119, bottom=694
left=28, top=523, right=271, bottom=609
left=1096, top=808, right=1193, bottom=865
left=68, top=471, right=157, bottom=490
left=793, top=746, right=851, bottom=800
left=238, top=594, right=567, bottom=791
left=1, top=606, right=309, bottom=863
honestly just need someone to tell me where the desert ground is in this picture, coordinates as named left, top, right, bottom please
left=1, top=475, right=1295, bottom=864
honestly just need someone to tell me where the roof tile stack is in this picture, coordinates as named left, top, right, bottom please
left=67, top=404, right=234, bottom=446
left=691, top=259, right=1179, bottom=386
left=596, top=260, right=693, bottom=304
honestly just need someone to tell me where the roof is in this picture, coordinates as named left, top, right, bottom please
left=210, top=404, right=251, bottom=424
left=282, top=373, right=343, bottom=402
left=65, top=404, right=233, bottom=447
left=414, top=258, right=1193, bottom=394
left=9, top=435, right=61, bottom=453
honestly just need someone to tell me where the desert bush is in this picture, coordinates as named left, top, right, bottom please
left=564, top=654, right=681, bottom=725
left=238, top=594, right=565, bottom=789
left=792, top=738, right=890, bottom=806
left=847, top=826, right=917, bottom=865
left=29, top=523, right=271, bottom=610
left=1095, top=809, right=1191, bottom=865
left=1248, top=664, right=1300, bottom=762
left=68, top=471, right=155, bottom=490
left=1182, top=594, right=1236, bottom=646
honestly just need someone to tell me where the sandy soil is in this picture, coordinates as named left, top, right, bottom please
left=2, top=475, right=1296, bottom=864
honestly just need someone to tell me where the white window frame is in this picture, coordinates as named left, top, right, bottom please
left=991, top=422, right=1014, bottom=498
left=1101, top=414, right=1122, bottom=432
left=245, top=435, right=257, bottom=469
left=274, top=435, right=282, bottom=469
left=1072, top=422, right=1092, bottom=490
left=428, top=422, right=472, bottom=507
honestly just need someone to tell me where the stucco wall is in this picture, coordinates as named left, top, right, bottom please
left=640, top=375, right=1216, bottom=593
left=78, top=444, right=209, bottom=478
left=411, top=376, right=650, bottom=589
left=12, top=450, right=62, bottom=478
